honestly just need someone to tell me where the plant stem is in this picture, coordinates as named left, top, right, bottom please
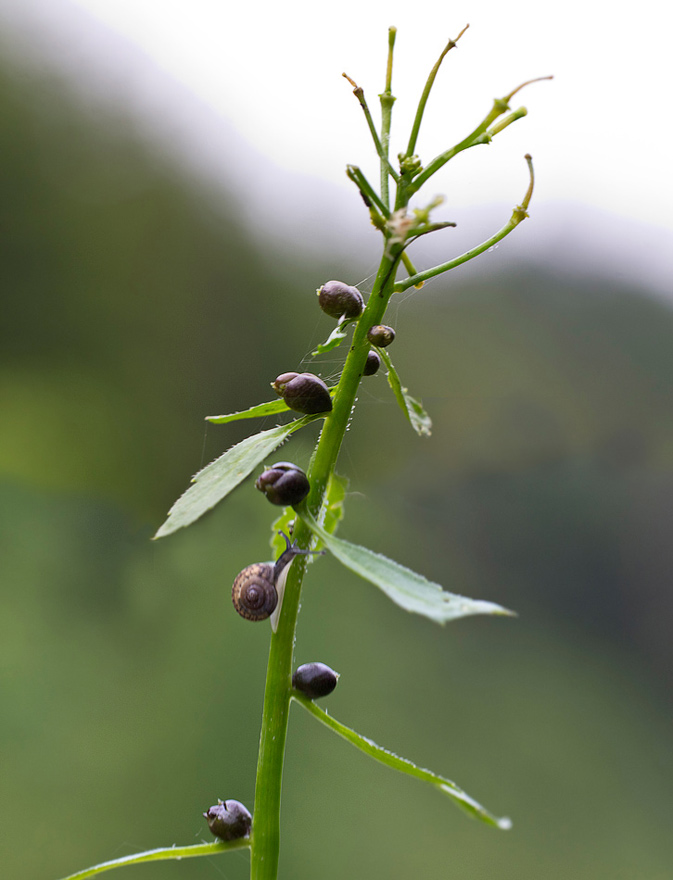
left=407, top=76, right=550, bottom=198
left=250, top=70, right=540, bottom=880
left=379, top=26, right=397, bottom=209
left=250, top=249, right=402, bottom=880
left=343, top=73, right=400, bottom=185
left=405, top=25, right=469, bottom=160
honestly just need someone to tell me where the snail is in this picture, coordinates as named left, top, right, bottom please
left=317, top=280, right=364, bottom=320
left=363, top=350, right=381, bottom=376
left=232, top=532, right=323, bottom=631
left=367, top=324, right=395, bottom=347
left=255, top=461, right=310, bottom=506
left=292, top=662, right=339, bottom=699
left=203, top=799, right=252, bottom=841
left=272, top=371, right=333, bottom=415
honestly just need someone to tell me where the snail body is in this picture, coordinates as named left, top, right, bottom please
left=232, top=532, right=323, bottom=630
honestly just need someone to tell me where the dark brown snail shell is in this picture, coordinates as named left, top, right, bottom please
left=363, top=350, right=381, bottom=376
left=231, top=533, right=325, bottom=624
left=317, top=280, right=364, bottom=319
left=232, top=562, right=278, bottom=621
left=255, top=462, right=310, bottom=506
left=231, top=532, right=325, bottom=632
left=272, top=371, right=332, bottom=415
left=367, top=324, right=395, bottom=347
left=203, top=799, right=252, bottom=841
left=292, top=662, right=339, bottom=699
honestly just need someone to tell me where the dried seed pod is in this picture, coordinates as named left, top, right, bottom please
left=256, top=462, right=310, bottom=506
left=292, top=662, right=339, bottom=699
left=317, top=280, right=364, bottom=319
left=203, top=799, right=252, bottom=841
left=272, top=371, right=332, bottom=414
left=363, top=350, right=381, bottom=376
left=366, top=324, right=396, bottom=347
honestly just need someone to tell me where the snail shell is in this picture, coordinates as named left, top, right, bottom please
left=231, top=532, right=325, bottom=628
left=232, top=562, right=278, bottom=621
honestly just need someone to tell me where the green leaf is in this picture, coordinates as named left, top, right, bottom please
left=270, top=507, right=297, bottom=558
left=311, top=319, right=356, bottom=356
left=206, top=398, right=291, bottom=424
left=154, top=416, right=322, bottom=538
left=293, top=693, right=511, bottom=829
left=297, top=509, right=513, bottom=624
left=377, top=347, right=432, bottom=436
left=206, top=388, right=339, bottom=425
left=311, top=471, right=349, bottom=554
left=321, top=472, right=349, bottom=538
left=269, top=473, right=348, bottom=558
left=57, top=840, right=249, bottom=880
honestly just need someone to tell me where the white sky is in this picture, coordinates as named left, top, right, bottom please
left=3, top=0, right=672, bottom=285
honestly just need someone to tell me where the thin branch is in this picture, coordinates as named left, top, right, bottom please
left=345, top=165, right=420, bottom=278
left=379, top=26, right=397, bottom=208
left=346, top=164, right=389, bottom=217
left=405, top=24, right=469, bottom=159
left=396, top=155, right=535, bottom=291
left=57, top=840, right=249, bottom=880
left=292, top=693, right=511, bottom=829
left=403, top=220, right=457, bottom=247
left=407, top=77, right=550, bottom=197
left=505, top=75, right=553, bottom=103
left=343, top=73, right=400, bottom=183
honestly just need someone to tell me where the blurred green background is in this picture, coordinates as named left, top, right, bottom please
left=1, top=52, right=672, bottom=880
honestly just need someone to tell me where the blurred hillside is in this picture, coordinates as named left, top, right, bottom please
left=1, top=52, right=672, bottom=880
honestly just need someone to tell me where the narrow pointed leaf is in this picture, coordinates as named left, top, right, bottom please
left=377, top=347, right=432, bottom=436
left=207, top=388, right=338, bottom=425
left=155, top=416, right=322, bottom=538
left=206, top=398, right=292, bottom=424
left=57, top=840, right=249, bottom=880
left=293, top=693, right=511, bottom=829
left=298, top=509, right=513, bottom=623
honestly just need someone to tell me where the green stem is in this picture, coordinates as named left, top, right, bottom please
left=343, top=73, right=400, bottom=184
left=344, top=165, right=420, bottom=280
left=379, top=26, right=397, bottom=208
left=250, top=248, right=402, bottom=880
left=406, top=99, right=507, bottom=198
left=405, top=25, right=469, bottom=159
left=346, top=164, right=389, bottom=217
left=249, top=70, right=543, bottom=880
left=407, top=77, right=549, bottom=199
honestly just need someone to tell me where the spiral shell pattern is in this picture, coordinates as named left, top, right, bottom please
left=231, top=563, right=278, bottom=621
